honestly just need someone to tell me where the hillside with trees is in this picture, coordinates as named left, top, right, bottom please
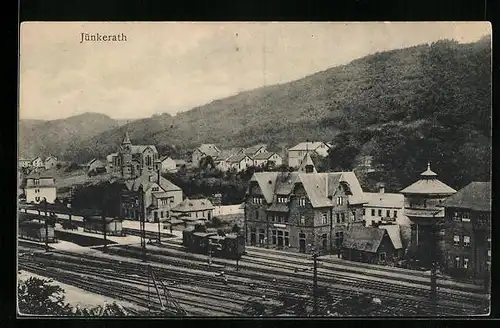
left=19, top=36, right=491, bottom=192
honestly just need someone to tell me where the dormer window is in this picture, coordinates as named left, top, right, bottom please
left=298, top=198, right=307, bottom=207
left=277, top=196, right=288, bottom=203
left=336, top=197, right=343, bottom=206
left=33, top=179, right=40, bottom=186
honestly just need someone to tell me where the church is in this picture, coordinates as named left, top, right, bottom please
left=113, top=132, right=160, bottom=180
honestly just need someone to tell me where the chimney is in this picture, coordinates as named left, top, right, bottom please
left=379, top=183, right=385, bottom=194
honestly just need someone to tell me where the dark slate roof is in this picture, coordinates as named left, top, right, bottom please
left=441, top=182, right=491, bottom=212
left=24, top=174, right=55, bottom=188
left=227, top=153, right=251, bottom=163
left=342, top=226, right=386, bottom=253
left=244, top=144, right=267, bottom=156
left=197, top=144, right=220, bottom=158
left=130, top=145, right=158, bottom=155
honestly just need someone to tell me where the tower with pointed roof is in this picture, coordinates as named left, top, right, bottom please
left=400, top=162, right=457, bottom=267
left=120, top=132, right=133, bottom=179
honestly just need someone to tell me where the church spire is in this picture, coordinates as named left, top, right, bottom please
left=420, top=161, right=438, bottom=178
left=122, top=131, right=131, bottom=145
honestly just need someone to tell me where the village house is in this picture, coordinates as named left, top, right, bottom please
left=113, top=132, right=160, bottom=179
left=191, top=144, right=221, bottom=168
left=400, top=163, right=456, bottom=268
left=31, top=157, right=44, bottom=169
left=362, top=184, right=412, bottom=227
left=226, top=153, right=254, bottom=172
left=44, top=156, right=58, bottom=170
left=244, top=157, right=366, bottom=254
left=253, top=152, right=283, bottom=168
left=106, top=153, right=118, bottom=165
left=159, top=156, right=177, bottom=173
left=440, top=181, right=491, bottom=279
left=22, top=172, right=57, bottom=204
left=341, top=225, right=403, bottom=265
left=287, top=141, right=331, bottom=168
left=19, top=158, right=32, bottom=169
left=243, top=144, right=268, bottom=158
left=171, top=198, right=215, bottom=225
left=121, top=171, right=183, bottom=223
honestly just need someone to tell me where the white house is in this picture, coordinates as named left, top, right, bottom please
left=31, top=157, right=44, bottom=168
left=227, top=154, right=254, bottom=172
left=287, top=142, right=331, bottom=168
left=243, top=144, right=267, bottom=158
left=253, top=152, right=283, bottom=168
left=44, top=156, right=58, bottom=170
left=362, top=184, right=412, bottom=227
left=159, top=156, right=177, bottom=173
left=171, top=198, right=215, bottom=223
left=23, top=173, right=57, bottom=204
left=191, top=144, right=221, bottom=167
left=19, top=158, right=32, bottom=169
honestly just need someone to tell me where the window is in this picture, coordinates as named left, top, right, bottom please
left=455, top=256, right=460, bottom=268
left=272, top=230, right=277, bottom=244
left=453, top=235, right=460, bottom=246
left=378, top=210, right=382, bottom=217
left=461, top=212, right=470, bottom=222
left=322, top=234, right=328, bottom=249
left=34, top=179, right=40, bottom=186
left=321, top=213, right=328, bottom=225
left=284, top=216, right=289, bottom=223
left=299, top=198, right=307, bottom=207
left=394, top=210, right=398, bottom=218
left=439, top=229, right=446, bottom=236
left=362, top=209, right=366, bottom=216
left=336, top=213, right=340, bottom=224
left=341, top=213, right=345, bottom=223
left=278, top=196, right=288, bottom=203
left=255, top=210, right=259, bottom=220
left=300, top=216, right=305, bottom=225
left=379, top=252, right=386, bottom=262
left=154, top=212, right=158, bottom=220
left=453, top=212, right=460, bottom=222
left=336, top=197, right=343, bottom=206
left=285, top=231, right=290, bottom=246
left=386, top=210, right=390, bottom=218
left=371, top=209, right=375, bottom=217
left=35, top=196, right=40, bottom=202
left=463, top=236, right=470, bottom=247
left=463, top=258, right=469, bottom=269
left=160, top=211, right=164, bottom=218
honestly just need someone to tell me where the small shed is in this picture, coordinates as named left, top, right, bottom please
left=19, top=220, right=56, bottom=243
left=83, top=216, right=124, bottom=236
left=341, top=225, right=402, bottom=265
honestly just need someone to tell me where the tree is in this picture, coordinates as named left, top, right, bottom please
left=18, top=277, right=73, bottom=315
left=231, top=224, right=240, bottom=235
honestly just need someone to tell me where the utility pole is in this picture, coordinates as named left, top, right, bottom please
left=139, top=186, right=147, bottom=262
left=430, top=223, right=438, bottom=316
left=43, top=198, right=49, bottom=252
left=102, top=208, right=108, bottom=253
left=157, top=217, right=161, bottom=244
left=312, top=252, right=319, bottom=316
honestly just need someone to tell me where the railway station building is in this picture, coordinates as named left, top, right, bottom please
left=244, top=158, right=366, bottom=254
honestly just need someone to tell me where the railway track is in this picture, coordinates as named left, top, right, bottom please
left=28, top=244, right=484, bottom=316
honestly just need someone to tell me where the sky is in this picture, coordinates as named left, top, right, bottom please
left=20, top=22, right=491, bottom=121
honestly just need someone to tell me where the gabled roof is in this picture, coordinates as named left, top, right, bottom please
left=244, top=144, right=267, bottom=156
left=44, top=156, right=57, bottom=162
left=217, top=148, right=243, bottom=161
left=342, top=226, right=386, bottom=253
left=297, top=153, right=317, bottom=173
left=266, top=203, right=289, bottom=212
left=196, top=144, right=221, bottom=157
left=24, top=172, right=55, bottom=188
left=363, top=192, right=404, bottom=209
left=228, top=153, right=251, bottom=164
left=441, top=182, right=491, bottom=212
left=253, top=152, right=280, bottom=161
left=400, top=163, right=456, bottom=195
left=172, top=198, right=215, bottom=212
left=249, top=171, right=365, bottom=208
left=378, top=224, right=403, bottom=249
left=31, top=157, right=42, bottom=162
left=159, top=155, right=174, bottom=162
left=125, top=173, right=182, bottom=193
left=130, top=145, right=158, bottom=155
left=288, top=142, right=329, bottom=152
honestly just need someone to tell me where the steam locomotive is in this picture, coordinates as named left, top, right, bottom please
left=182, top=224, right=245, bottom=260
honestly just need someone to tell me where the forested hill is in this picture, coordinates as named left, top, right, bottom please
left=21, top=36, right=491, bottom=192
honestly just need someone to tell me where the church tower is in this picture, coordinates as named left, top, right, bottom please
left=121, top=132, right=133, bottom=179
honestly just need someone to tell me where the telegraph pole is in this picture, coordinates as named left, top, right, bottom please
left=157, top=217, right=161, bottom=244
left=102, top=208, right=108, bottom=253
left=430, top=223, right=438, bottom=316
left=43, top=198, right=49, bottom=252
left=312, top=252, right=319, bottom=316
